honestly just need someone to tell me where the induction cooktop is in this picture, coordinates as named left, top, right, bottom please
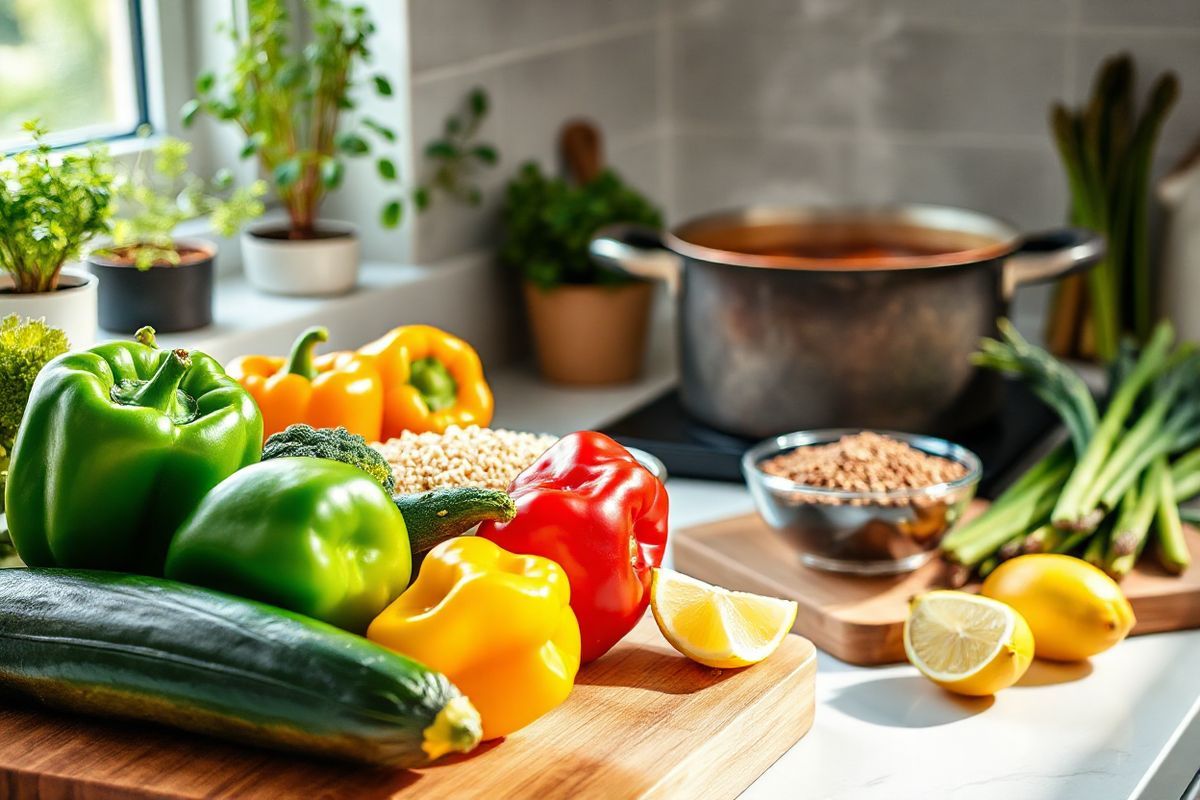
left=602, top=380, right=1060, bottom=498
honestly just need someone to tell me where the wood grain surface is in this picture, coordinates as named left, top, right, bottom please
left=674, top=500, right=1200, bottom=666
left=0, top=615, right=816, bottom=800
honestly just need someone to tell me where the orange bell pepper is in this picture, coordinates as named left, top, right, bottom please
left=227, top=326, right=384, bottom=442
left=357, top=324, right=493, bottom=437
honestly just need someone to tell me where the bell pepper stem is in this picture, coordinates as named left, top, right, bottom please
left=112, top=348, right=196, bottom=423
left=285, top=326, right=329, bottom=380
left=135, top=326, right=158, bottom=349
left=409, top=357, right=458, bottom=412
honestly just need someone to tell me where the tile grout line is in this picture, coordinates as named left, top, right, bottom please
left=410, top=19, right=658, bottom=87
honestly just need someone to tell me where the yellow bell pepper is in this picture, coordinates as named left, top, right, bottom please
left=228, top=326, right=384, bottom=442
left=367, top=536, right=580, bottom=740
left=357, top=324, right=493, bottom=437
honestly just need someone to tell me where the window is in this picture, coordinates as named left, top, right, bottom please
left=0, top=0, right=148, bottom=150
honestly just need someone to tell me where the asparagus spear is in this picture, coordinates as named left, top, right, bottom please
left=1052, top=321, right=1175, bottom=529
left=1122, top=73, right=1180, bottom=340
left=1083, top=525, right=1110, bottom=567
left=1154, top=465, right=1190, bottom=574
left=1083, top=365, right=1200, bottom=519
left=1107, top=460, right=1163, bottom=578
left=973, top=320, right=1098, bottom=455
left=1022, top=524, right=1068, bottom=554
left=1170, top=448, right=1200, bottom=503
left=1050, top=105, right=1119, bottom=360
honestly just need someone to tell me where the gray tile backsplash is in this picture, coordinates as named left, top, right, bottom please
left=405, top=0, right=1200, bottom=296
left=866, top=25, right=1069, bottom=137
left=673, top=20, right=864, bottom=131
left=408, top=0, right=658, bottom=73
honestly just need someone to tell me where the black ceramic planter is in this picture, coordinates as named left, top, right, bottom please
left=89, top=240, right=216, bottom=333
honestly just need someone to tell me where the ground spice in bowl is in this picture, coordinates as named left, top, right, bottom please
left=759, top=431, right=968, bottom=502
left=744, top=429, right=981, bottom=574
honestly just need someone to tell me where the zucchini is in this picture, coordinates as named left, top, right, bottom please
left=0, top=568, right=481, bottom=766
left=396, top=487, right=516, bottom=561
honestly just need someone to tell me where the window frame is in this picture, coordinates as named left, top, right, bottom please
left=0, top=0, right=154, bottom=153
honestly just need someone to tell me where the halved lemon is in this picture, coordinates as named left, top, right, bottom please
left=650, top=568, right=798, bottom=669
left=903, top=590, right=1034, bottom=696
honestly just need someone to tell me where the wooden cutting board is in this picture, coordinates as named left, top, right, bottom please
left=674, top=500, right=1200, bottom=666
left=0, top=615, right=815, bottom=800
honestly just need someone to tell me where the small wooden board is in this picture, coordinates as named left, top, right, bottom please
left=674, top=500, right=1200, bottom=666
left=0, top=616, right=816, bottom=800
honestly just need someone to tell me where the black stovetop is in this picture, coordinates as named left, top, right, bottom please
left=603, top=380, right=1059, bottom=498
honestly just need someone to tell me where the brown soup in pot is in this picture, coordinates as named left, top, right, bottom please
left=674, top=219, right=1010, bottom=270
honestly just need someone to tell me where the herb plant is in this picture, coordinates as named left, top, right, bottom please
left=185, top=0, right=402, bottom=237
left=0, top=314, right=69, bottom=513
left=99, top=133, right=267, bottom=270
left=501, top=163, right=662, bottom=290
left=0, top=121, right=114, bottom=293
left=419, top=88, right=499, bottom=210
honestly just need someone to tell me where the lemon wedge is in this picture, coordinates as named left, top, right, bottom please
left=650, top=568, right=798, bottom=669
left=903, top=590, right=1034, bottom=696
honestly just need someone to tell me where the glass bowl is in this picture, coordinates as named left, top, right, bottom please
left=742, top=429, right=981, bottom=575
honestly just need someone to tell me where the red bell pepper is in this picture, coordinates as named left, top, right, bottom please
left=478, top=431, right=668, bottom=663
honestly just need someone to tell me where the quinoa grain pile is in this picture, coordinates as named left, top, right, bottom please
left=373, top=425, right=557, bottom=494
left=760, top=431, right=967, bottom=497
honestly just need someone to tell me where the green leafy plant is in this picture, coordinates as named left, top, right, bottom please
left=418, top=88, right=499, bottom=210
left=0, top=314, right=69, bottom=514
left=500, top=163, right=661, bottom=289
left=0, top=120, right=113, bottom=293
left=185, top=0, right=401, bottom=237
left=97, top=132, right=267, bottom=270
left=1046, top=53, right=1179, bottom=362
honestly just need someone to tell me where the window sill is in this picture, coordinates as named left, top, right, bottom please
left=118, top=251, right=520, bottom=367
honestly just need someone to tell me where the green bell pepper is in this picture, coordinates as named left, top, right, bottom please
left=5, top=328, right=262, bottom=574
left=164, top=457, right=412, bottom=633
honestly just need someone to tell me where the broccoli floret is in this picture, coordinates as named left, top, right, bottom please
left=262, top=424, right=396, bottom=494
left=0, top=314, right=69, bottom=447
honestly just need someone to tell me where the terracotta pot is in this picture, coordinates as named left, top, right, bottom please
left=88, top=240, right=216, bottom=333
left=523, top=280, right=653, bottom=385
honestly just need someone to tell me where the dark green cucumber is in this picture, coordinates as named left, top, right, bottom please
left=0, top=568, right=481, bottom=766
left=395, top=487, right=516, bottom=559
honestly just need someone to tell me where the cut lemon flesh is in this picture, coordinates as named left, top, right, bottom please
left=903, top=590, right=1034, bottom=696
left=651, top=568, right=797, bottom=669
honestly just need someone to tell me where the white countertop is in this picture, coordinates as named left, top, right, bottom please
left=490, top=364, right=1200, bottom=800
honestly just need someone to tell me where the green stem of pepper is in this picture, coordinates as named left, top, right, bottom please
left=135, top=326, right=158, bottom=349
left=285, top=326, right=329, bottom=380
left=112, top=348, right=197, bottom=424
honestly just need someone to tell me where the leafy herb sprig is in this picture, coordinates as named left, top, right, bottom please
left=0, top=121, right=114, bottom=293
left=185, top=0, right=402, bottom=236
left=418, top=88, right=499, bottom=210
left=99, top=132, right=266, bottom=270
left=501, top=164, right=661, bottom=290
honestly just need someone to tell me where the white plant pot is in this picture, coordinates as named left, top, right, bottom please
left=0, top=268, right=97, bottom=349
left=241, top=221, right=361, bottom=297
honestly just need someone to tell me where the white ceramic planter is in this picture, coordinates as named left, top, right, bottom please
left=0, top=268, right=97, bottom=349
left=241, top=221, right=360, bottom=297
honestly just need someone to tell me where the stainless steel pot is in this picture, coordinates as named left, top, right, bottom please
left=590, top=204, right=1103, bottom=439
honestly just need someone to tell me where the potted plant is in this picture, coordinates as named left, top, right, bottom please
left=88, top=135, right=266, bottom=333
left=501, top=162, right=663, bottom=385
left=185, top=0, right=403, bottom=297
left=0, top=121, right=113, bottom=348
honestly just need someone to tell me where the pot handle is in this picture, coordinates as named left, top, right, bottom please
left=590, top=224, right=683, bottom=292
left=1003, top=228, right=1106, bottom=296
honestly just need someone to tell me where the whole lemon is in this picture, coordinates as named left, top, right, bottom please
left=981, top=554, right=1135, bottom=661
